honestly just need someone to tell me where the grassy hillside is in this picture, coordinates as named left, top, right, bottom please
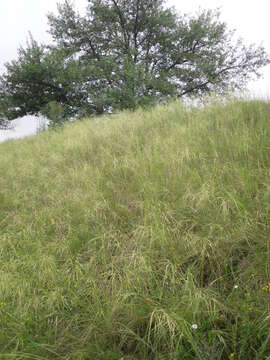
left=1, top=99, right=270, bottom=359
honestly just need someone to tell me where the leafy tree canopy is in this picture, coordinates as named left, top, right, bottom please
left=0, top=35, right=87, bottom=122
left=1, top=0, right=269, bottom=123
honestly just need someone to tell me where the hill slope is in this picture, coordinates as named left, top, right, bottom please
left=1, top=99, right=270, bottom=359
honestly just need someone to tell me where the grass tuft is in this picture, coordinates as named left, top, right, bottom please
left=1, top=98, right=270, bottom=358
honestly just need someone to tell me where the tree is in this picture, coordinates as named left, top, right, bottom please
left=0, top=116, right=8, bottom=130
left=0, top=0, right=269, bottom=122
left=0, top=35, right=87, bottom=123
left=0, top=88, right=10, bottom=129
left=47, top=0, right=269, bottom=111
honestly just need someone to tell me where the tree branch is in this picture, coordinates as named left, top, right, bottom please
left=179, top=64, right=238, bottom=96
left=111, top=0, right=130, bottom=53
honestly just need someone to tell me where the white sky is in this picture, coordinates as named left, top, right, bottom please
left=0, top=0, right=269, bottom=97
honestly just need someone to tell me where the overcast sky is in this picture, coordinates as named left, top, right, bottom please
left=0, top=0, right=269, bottom=97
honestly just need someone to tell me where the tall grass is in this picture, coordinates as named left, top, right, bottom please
left=1, top=98, right=270, bottom=359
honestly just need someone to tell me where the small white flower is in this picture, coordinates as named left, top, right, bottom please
left=234, top=285, right=239, bottom=289
left=191, top=323, right=198, bottom=330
